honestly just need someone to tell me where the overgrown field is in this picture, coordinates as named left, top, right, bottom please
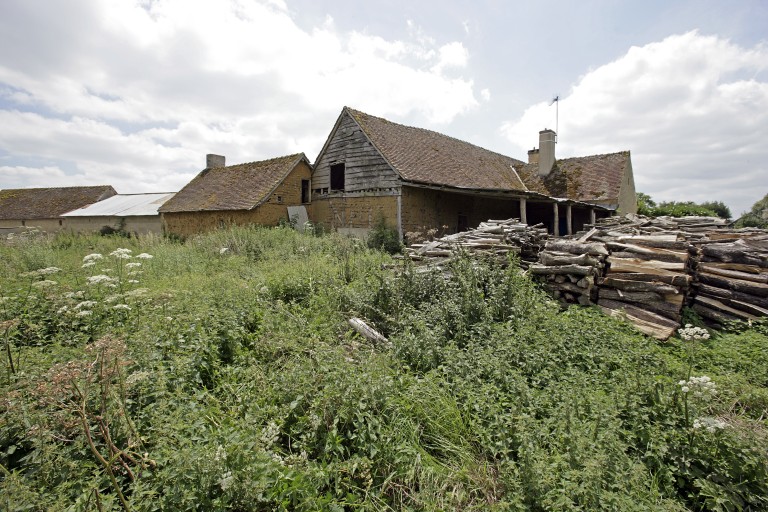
left=1, top=227, right=767, bottom=511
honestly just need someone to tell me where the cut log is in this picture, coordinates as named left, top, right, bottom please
left=607, top=257, right=687, bottom=272
left=528, top=264, right=596, bottom=276
left=692, top=303, right=742, bottom=324
left=604, top=272, right=691, bottom=287
left=539, top=251, right=602, bottom=267
left=698, top=265, right=768, bottom=284
left=692, top=296, right=757, bottom=320
left=701, top=241, right=768, bottom=268
left=598, top=302, right=677, bottom=339
left=697, top=273, right=768, bottom=298
left=697, top=262, right=764, bottom=274
left=695, top=283, right=768, bottom=310
left=605, top=241, right=690, bottom=261
left=695, top=293, right=768, bottom=317
left=598, top=277, right=679, bottom=295
left=598, top=288, right=664, bottom=303
left=348, top=318, right=390, bottom=347
left=545, top=240, right=608, bottom=256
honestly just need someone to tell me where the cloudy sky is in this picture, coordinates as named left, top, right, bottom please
left=1, top=0, right=766, bottom=216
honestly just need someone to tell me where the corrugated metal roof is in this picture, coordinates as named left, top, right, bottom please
left=62, top=193, right=176, bottom=217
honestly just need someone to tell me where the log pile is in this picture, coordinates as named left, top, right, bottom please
left=575, top=215, right=699, bottom=340
left=691, top=237, right=768, bottom=325
left=528, top=239, right=607, bottom=305
left=405, top=219, right=549, bottom=267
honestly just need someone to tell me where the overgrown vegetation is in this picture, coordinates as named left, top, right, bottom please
left=1, top=226, right=767, bottom=510
left=637, top=192, right=732, bottom=219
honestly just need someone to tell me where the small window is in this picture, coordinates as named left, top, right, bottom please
left=330, top=163, right=345, bottom=191
left=301, top=179, right=310, bottom=203
left=277, top=195, right=283, bottom=204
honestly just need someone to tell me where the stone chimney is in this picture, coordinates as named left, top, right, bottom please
left=527, top=148, right=539, bottom=164
left=206, top=154, right=226, bottom=168
left=537, top=129, right=556, bottom=176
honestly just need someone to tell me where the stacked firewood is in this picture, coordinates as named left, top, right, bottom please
left=528, top=238, right=607, bottom=305
left=691, top=236, right=768, bottom=325
left=596, top=233, right=694, bottom=340
left=405, top=219, right=549, bottom=267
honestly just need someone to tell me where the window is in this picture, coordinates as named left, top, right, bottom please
left=330, top=163, right=345, bottom=191
left=276, top=195, right=283, bottom=204
left=301, top=179, right=310, bottom=203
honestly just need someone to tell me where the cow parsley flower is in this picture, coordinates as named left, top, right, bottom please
left=125, top=262, right=142, bottom=269
left=679, top=375, right=717, bottom=399
left=678, top=324, right=710, bottom=341
left=87, top=275, right=116, bottom=285
left=75, top=300, right=97, bottom=310
left=219, top=471, right=233, bottom=491
left=110, top=248, right=133, bottom=259
left=135, top=253, right=153, bottom=259
left=83, top=253, right=103, bottom=263
left=219, top=247, right=229, bottom=255
left=112, top=304, right=131, bottom=311
left=693, top=417, right=728, bottom=433
left=76, top=310, right=93, bottom=317
left=32, top=280, right=57, bottom=288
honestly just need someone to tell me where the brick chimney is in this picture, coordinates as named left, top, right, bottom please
left=537, top=129, right=556, bottom=176
left=527, top=148, right=539, bottom=164
left=206, top=154, right=226, bottom=168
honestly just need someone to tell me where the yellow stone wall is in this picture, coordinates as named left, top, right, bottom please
left=163, top=161, right=312, bottom=238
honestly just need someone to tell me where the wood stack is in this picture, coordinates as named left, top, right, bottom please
left=691, top=236, right=768, bottom=325
left=528, top=238, right=608, bottom=305
left=405, top=219, right=548, bottom=267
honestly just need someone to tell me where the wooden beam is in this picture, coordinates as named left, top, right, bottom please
left=566, top=204, right=573, bottom=236
left=553, top=202, right=559, bottom=237
left=520, top=198, right=527, bottom=224
left=590, top=208, right=596, bottom=225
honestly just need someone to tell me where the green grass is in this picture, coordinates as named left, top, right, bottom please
left=1, top=226, right=767, bottom=511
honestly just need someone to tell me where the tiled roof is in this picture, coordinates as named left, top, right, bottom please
left=346, top=108, right=527, bottom=191
left=159, top=154, right=308, bottom=213
left=62, top=193, right=176, bottom=217
left=0, top=186, right=117, bottom=220
left=517, top=152, right=630, bottom=204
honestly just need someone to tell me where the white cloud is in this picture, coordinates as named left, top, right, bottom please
left=0, top=0, right=482, bottom=194
left=501, top=31, right=768, bottom=215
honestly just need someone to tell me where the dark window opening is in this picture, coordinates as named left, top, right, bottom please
left=330, top=163, right=345, bottom=191
left=301, top=179, right=310, bottom=203
left=276, top=195, right=283, bottom=204
left=457, top=214, right=469, bottom=232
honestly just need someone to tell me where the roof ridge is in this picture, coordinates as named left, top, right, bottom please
left=215, top=152, right=306, bottom=170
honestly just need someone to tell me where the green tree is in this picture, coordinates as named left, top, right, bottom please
left=735, top=193, right=768, bottom=228
left=635, top=193, right=730, bottom=219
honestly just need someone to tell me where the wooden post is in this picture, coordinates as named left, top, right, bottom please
left=552, top=202, right=559, bottom=237
left=566, top=204, right=573, bottom=236
left=520, top=198, right=527, bottom=224
left=590, top=208, right=596, bottom=225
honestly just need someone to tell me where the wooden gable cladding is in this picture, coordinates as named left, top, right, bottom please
left=312, top=110, right=401, bottom=194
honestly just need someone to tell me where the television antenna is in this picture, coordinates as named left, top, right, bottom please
left=549, top=95, right=559, bottom=142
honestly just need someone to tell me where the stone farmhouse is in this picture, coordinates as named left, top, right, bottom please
left=308, top=107, right=634, bottom=238
left=159, top=153, right=312, bottom=238
left=0, top=185, right=117, bottom=233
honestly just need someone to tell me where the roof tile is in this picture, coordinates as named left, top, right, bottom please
left=0, top=186, right=117, bottom=220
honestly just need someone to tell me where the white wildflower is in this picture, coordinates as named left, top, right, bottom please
left=219, top=247, right=229, bottom=255
left=219, top=471, right=233, bottom=491
left=82, top=261, right=96, bottom=268
left=76, top=310, right=93, bottom=317
left=679, top=375, right=717, bottom=399
left=214, top=445, right=227, bottom=462
left=57, top=305, right=69, bottom=314
left=32, top=280, right=57, bottom=288
left=104, top=295, right=120, bottom=303
left=112, top=304, right=131, bottom=311
left=109, top=248, right=133, bottom=259
left=86, top=275, right=116, bottom=285
left=128, top=279, right=140, bottom=284
left=37, top=267, right=62, bottom=275
left=125, top=288, right=149, bottom=298
left=135, top=253, right=153, bottom=259
left=64, top=291, right=84, bottom=299
left=125, top=262, right=142, bottom=269
left=83, top=253, right=103, bottom=263
left=75, top=300, right=97, bottom=310
left=260, top=421, right=280, bottom=448
left=693, top=417, right=728, bottom=433
left=678, top=325, right=710, bottom=342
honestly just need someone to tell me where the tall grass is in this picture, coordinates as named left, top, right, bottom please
left=1, top=226, right=767, bottom=511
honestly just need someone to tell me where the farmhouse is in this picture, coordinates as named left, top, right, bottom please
left=61, top=192, right=176, bottom=236
left=309, top=107, right=624, bottom=238
left=0, top=185, right=117, bottom=233
left=159, top=153, right=312, bottom=238
left=519, top=129, right=637, bottom=215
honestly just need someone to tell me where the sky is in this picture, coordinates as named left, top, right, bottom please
left=0, top=0, right=766, bottom=217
